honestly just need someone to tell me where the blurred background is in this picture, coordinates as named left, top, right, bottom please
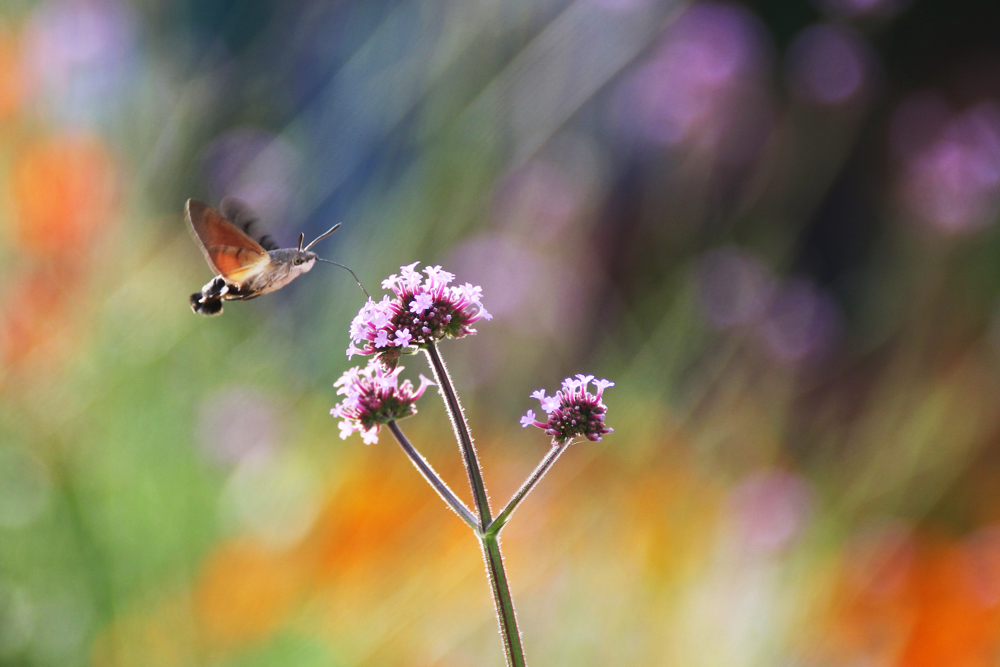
left=2, top=0, right=1000, bottom=664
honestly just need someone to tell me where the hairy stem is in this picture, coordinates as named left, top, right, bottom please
left=424, top=342, right=526, bottom=667
left=424, top=342, right=492, bottom=527
left=386, top=420, right=478, bottom=530
left=482, top=535, right=526, bottom=667
left=487, top=444, right=567, bottom=538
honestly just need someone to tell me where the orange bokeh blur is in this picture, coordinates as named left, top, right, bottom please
left=1, top=133, right=117, bottom=374
left=194, top=539, right=301, bottom=648
left=829, top=530, right=1000, bottom=666
left=11, top=134, right=116, bottom=259
left=0, top=268, right=76, bottom=370
left=0, top=27, right=24, bottom=122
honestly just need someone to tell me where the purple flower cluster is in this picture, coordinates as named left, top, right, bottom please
left=347, top=262, right=492, bottom=368
left=521, top=375, right=614, bottom=446
left=331, top=361, right=434, bottom=444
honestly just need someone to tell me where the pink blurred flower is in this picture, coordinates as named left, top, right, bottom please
left=492, top=161, right=587, bottom=241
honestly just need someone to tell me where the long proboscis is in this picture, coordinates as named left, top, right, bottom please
left=299, top=222, right=369, bottom=297
left=317, top=258, right=370, bottom=298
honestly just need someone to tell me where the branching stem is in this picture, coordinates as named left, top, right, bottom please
left=487, top=443, right=567, bottom=537
left=386, top=420, right=478, bottom=530
left=423, top=342, right=526, bottom=667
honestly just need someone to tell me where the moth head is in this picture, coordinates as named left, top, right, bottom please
left=291, top=250, right=318, bottom=274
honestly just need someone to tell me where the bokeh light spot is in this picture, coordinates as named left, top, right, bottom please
left=897, top=101, right=1000, bottom=234
left=0, top=583, right=33, bottom=658
left=0, top=447, right=50, bottom=529
left=195, top=541, right=298, bottom=648
left=757, top=278, right=841, bottom=364
left=197, top=386, right=283, bottom=466
left=616, top=1, right=774, bottom=163
left=727, top=469, right=814, bottom=556
left=219, top=453, right=324, bottom=549
left=23, top=0, right=139, bottom=123
left=786, top=24, right=874, bottom=107
left=200, top=128, right=302, bottom=227
left=10, top=134, right=116, bottom=258
left=695, top=246, right=773, bottom=329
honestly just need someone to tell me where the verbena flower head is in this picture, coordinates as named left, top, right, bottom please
left=347, top=262, right=491, bottom=368
left=331, top=361, right=434, bottom=444
left=522, top=375, right=614, bottom=446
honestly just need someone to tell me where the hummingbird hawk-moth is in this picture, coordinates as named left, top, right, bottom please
left=186, top=197, right=364, bottom=316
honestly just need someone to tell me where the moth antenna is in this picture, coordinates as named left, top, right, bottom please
left=297, top=232, right=305, bottom=252
left=316, top=258, right=370, bottom=298
left=303, top=223, right=342, bottom=251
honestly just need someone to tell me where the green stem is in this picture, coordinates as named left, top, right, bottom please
left=424, top=342, right=492, bottom=528
left=487, top=444, right=567, bottom=537
left=424, top=342, right=526, bottom=667
left=482, top=534, right=526, bottom=667
left=386, top=420, right=478, bottom=530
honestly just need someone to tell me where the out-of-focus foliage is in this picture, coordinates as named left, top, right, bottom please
left=1, top=0, right=1000, bottom=665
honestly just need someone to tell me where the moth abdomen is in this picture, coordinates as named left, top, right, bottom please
left=191, top=292, right=224, bottom=316
left=225, top=283, right=260, bottom=300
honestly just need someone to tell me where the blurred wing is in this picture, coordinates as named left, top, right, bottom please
left=186, top=199, right=269, bottom=280
left=219, top=196, right=279, bottom=250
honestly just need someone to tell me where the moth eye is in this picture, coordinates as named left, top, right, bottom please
left=293, top=258, right=303, bottom=266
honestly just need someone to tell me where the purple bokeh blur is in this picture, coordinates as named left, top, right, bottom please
left=615, top=1, right=774, bottom=165
left=786, top=23, right=875, bottom=108
left=895, top=100, right=1000, bottom=234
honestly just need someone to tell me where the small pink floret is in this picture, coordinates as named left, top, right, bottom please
left=541, top=396, right=561, bottom=413
left=394, top=328, right=413, bottom=347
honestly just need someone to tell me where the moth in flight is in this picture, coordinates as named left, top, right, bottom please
left=186, top=197, right=364, bottom=316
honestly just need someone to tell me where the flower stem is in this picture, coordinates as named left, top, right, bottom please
left=424, top=342, right=526, bottom=667
left=386, top=420, right=478, bottom=531
left=487, top=444, right=567, bottom=538
left=482, top=534, right=526, bottom=667
left=424, top=342, right=492, bottom=528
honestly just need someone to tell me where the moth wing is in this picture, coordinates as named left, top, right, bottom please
left=205, top=244, right=271, bottom=284
left=186, top=199, right=270, bottom=279
left=219, top=196, right=279, bottom=251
